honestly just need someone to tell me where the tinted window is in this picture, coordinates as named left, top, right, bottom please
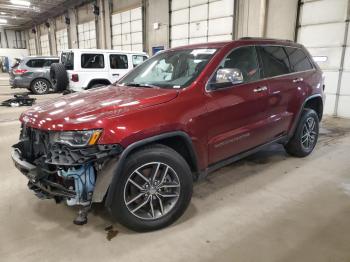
left=110, top=54, right=128, bottom=69
left=81, top=54, right=104, bottom=68
left=61, top=52, right=74, bottom=70
left=26, top=59, right=45, bottom=68
left=43, top=59, right=58, bottom=67
left=259, top=46, right=290, bottom=77
left=218, top=46, right=261, bottom=83
left=132, top=55, right=147, bottom=67
left=285, top=47, right=313, bottom=72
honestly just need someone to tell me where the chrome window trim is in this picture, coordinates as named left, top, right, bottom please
left=205, top=44, right=316, bottom=93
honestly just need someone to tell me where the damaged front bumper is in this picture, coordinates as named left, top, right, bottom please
left=11, top=147, right=76, bottom=199
left=11, top=140, right=123, bottom=205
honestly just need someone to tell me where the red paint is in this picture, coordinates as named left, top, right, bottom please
left=19, top=39, right=324, bottom=171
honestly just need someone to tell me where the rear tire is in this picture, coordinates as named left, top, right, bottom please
left=284, top=109, right=319, bottom=157
left=50, top=63, right=68, bottom=92
left=110, top=144, right=193, bottom=232
left=30, top=79, right=50, bottom=95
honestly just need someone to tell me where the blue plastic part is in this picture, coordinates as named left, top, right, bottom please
left=59, top=164, right=95, bottom=206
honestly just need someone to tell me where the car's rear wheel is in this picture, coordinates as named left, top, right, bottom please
left=284, top=109, right=319, bottom=157
left=30, top=79, right=50, bottom=95
left=50, top=63, right=68, bottom=92
left=110, top=144, right=193, bottom=232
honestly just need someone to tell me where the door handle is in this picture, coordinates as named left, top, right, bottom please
left=112, top=73, right=120, bottom=76
left=253, top=86, right=268, bottom=93
left=293, top=77, right=303, bottom=83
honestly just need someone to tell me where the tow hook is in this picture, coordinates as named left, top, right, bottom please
left=74, top=205, right=91, bottom=225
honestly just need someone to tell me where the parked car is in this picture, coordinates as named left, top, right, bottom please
left=50, top=49, right=148, bottom=92
left=11, top=38, right=324, bottom=231
left=9, top=56, right=59, bottom=94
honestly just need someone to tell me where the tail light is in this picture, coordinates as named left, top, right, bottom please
left=71, top=74, right=79, bottom=82
left=13, top=69, right=28, bottom=75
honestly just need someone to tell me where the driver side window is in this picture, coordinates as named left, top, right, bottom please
left=220, top=46, right=261, bottom=83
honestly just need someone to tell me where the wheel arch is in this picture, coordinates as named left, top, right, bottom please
left=288, top=94, right=323, bottom=138
left=87, top=78, right=111, bottom=89
left=303, top=95, right=323, bottom=121
left=104, top=131, right=199, bottom=210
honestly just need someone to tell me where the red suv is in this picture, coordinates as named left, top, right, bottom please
left=11, top=38, right=324, bottom=231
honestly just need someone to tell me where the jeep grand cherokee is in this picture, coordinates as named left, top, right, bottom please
left=11, top=38, right=324, bottom=232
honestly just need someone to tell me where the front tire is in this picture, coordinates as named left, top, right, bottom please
left=30, top=79, right=50, bottom=95
left=110, top=144, right=193, bottom=232
left=284, top=109, right=319, bottom=157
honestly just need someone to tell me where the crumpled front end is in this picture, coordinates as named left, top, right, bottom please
left=11, top=125, right=123, bottom=208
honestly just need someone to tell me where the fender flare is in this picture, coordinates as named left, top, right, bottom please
left=87, top=79, right=112, bottom=88
left=288, top=94, right=323, bottom=138
left=104, top=131, right=199, bottom=209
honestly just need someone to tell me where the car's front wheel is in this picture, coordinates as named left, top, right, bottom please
left=110, top=144, right=193, bottom=232
left=31, top=79, right=50, bottom=95
left=284, top=109, right=319, bottom=157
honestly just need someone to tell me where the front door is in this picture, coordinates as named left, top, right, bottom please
left=205, top=46, right=271, bottom=165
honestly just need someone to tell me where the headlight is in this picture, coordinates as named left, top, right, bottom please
left=51, top=130, right=102, bottom=147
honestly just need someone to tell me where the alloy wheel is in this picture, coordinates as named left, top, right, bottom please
left=33, top=80, right=48, bottom=94
left=301, top=116, right=317, bottom=150
left=123, top=162, right=181, bottom=220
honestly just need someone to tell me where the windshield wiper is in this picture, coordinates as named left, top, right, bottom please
left=124, top=82, right=159, bottom=88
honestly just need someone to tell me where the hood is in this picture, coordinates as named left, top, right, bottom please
left=20, top=85, right=178, bottom=130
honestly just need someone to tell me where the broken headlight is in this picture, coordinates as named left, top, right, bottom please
left=51, top=130, right=102, bottom=147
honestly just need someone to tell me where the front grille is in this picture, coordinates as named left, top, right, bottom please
left=20, top=125, right=50, bottom=163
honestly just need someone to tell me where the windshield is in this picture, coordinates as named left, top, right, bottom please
left=61, top=52, right=74, bottom=70
left=119, top=48, right=217, bottom=89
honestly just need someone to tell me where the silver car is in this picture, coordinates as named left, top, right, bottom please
left=9, top=56, right=59, bottom=94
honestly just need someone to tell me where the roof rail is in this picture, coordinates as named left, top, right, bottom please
left=239, top=37, right=294, bottom=42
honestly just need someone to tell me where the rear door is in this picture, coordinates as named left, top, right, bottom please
left=284, top=46, right=318, bottom=126
left=205, top=46, right=272, bottom=164
left=108, top=53, right=130, bottom=83
left=257, top=45, right=297, bottom=139
left=80, top=53, right=106, bottom=88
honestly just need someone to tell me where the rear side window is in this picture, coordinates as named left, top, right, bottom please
left=285, top=47, right=313, bottom=72
left=43, top=59, right=58, bottom=67
left=132, top=55, right=148, bottom=67
left=81, top=54, right=104, bottom=68
left=110, top=54, right=128, bottom=69
left=26, top=59, right=46, bottom=68
left=258, top=46, right=290, bottom=78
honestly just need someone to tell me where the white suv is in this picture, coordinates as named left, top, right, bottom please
left=50, top=49, right=148, bottom=92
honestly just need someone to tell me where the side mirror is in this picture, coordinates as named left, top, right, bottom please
left=216, top=68, right=244, bottom=85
